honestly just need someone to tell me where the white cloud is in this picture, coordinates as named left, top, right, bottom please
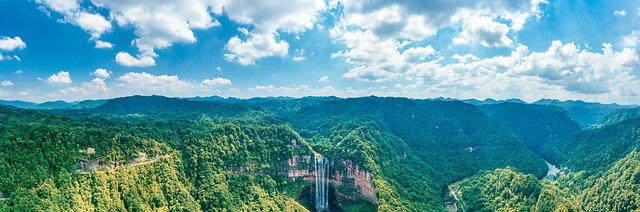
left=60, top=78, right=111, bottom=95
left=116, top=72, right=204, bottom=96
left=224, top=33, right=289, bottom=65
left=0, top=36, right=27, bottom=51
left=37, top=0, right=112, bottom=40
left=219, top=0, right=325, bottom=65
left=330, top=29, right=435, bottom=82
left=319, top=76, right=330, bottom=83
left=216, top=67, right=222, bottom=71
left=94, top=40, right=114, bottom=49
left=219, top=0, right=326, bottom=34
left=246, top=84, right=338, bottom=97
left=46, top=71, right=72, bottom=85
left=400, top=41, right=640, bottom=103
left=622, top=30, right=640, bottom=48
left=202, top=77, right=232, bottom=87
left=36, top=0, right=79, bottom=12
left=92, top=68, right=111, bottom=79
left=293, top=49, right=306, bottom=61
left=16, top=70, right=22, bottom=74
left=614, top=10, right=627, bottom=16
left=1, top=80, right=14, bottom=86
left=74, top=12, right=112, bottom=39
left=92, top=0, right=219, bottom=57
left=115, top=52, right=156, bottom=67
left=335, top=0, right=545, bottom=41
left=453, top=16, right=513, bottom=47
left=39, top=0, right=326, bottom=65
left=453, top=53, right=480, bottom=63
left=330, top=0, right=547, bottom=81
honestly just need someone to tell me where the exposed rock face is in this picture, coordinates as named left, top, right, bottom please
left=330, top=160, right=378, bottom=204
left=227, top=154, right=379, bottom=205
left=286, top=157, right=378, bottom=204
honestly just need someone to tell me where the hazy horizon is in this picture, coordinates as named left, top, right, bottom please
left=2, top=0, right=640, bottom=104
left=1, top=94, right=636, bottom=106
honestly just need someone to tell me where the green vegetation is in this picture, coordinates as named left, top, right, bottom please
left=455, top=116, right=640, bottom=211
left=0, top=104, right=311, bottom=211
left=452, top=167, right=580, bottom=211
left=597, top=107, right=640, bottom=127
left=1, top=95, right=638, bottom=211
left=533, top=99, right=630, bottom=128
left=481, top=103, right=581, bottom=153
left=541, top=117, right=640, bottom=171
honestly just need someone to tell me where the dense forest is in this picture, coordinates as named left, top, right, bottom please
left=0, top=95, right=639, bottom=211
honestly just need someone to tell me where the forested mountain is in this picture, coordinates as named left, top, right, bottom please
left=0, top=95, right=638, bottom=211
left=0, top=104, right=313, bottom=211
left=452, top=117, right=640, bottom=211
left=191, top=95, right=341, bottom=115
left=462, top=98, right=527, bottom=105
left=533, top=99, right=632, bottom=128
left=450, top=167, right=580, bottom=211
left=0, top=100, right=37, bottom=109
left=597, top=107, right=640, bottom=127
left=480, top=103, right=582, bottom=153
left=288, top=97, right=547, bottom=210
left=88, top=95, right=270, bottom=119
left=541, top=117, right=640, bottom=172
left=68, top=99, right=108, bottom=109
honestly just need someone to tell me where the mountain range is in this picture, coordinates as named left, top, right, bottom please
left=1, top=95, right=639, bottom=211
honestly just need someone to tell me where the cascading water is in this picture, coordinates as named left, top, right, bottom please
left=315, top=157, right=329, bottom=210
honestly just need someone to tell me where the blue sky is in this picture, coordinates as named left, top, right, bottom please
left=1, top=0, right=640, bottom=104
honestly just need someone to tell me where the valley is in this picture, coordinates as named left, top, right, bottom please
left=0, top=95, right=639, bottom=211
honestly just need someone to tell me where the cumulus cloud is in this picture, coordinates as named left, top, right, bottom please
left=0, top=36, right=27, bottom=51
left=334, top=0, right=545, bottom=41
left=401, top=41, right=640, bottom=103
left=60, top=78, right=111, bottom=95
left=319, top=76, right=330, bottom=83
left=92, top=68, right=111, bottom=79
left=94, top=40, right=113, bottom=49
left=39, top=0, right=327, bottom=65
left=219, top=0, right=325, bottom=65
left=36, top=0, right=112, bottom=40
left=221, top=0, right=325, bottom=34
left=36, top=0, right=79, bottom=12
left=453, top=53, right=480, bottom=63
left=331, top=29, right=435, bottom=82
left=92, top=0, right=219, bottom=57
left=453, top=16, right=513, bottom=47
left=115, top=52, right=156, bottom=67
left=224, top=33, right=289, bottom=65
left=116, top=72, right=204, bottom=96
left=202, top=77, right=232, bottom=87
left=46, top=71, right=72, bottom=85
left=621, top=30, right=640, bottom=48
left=74, top=12, right=112, bottom=39
left=330, top=0, right=547, bottom=82
left=1, top=80, right=14, bottom=86
left=246, top=84, right=338, bottom=97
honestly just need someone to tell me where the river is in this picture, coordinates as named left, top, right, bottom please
left=545, top=160, right=561, bottom=180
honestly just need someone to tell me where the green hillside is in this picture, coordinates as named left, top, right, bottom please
left=596, top=107, right=640, bottom=127
left=480, top=103, right=581, bottom=153
left=1, top=95, right=638, bottom=211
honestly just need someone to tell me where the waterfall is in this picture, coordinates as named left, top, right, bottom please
left=315, top=157, right=329, bottom=210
